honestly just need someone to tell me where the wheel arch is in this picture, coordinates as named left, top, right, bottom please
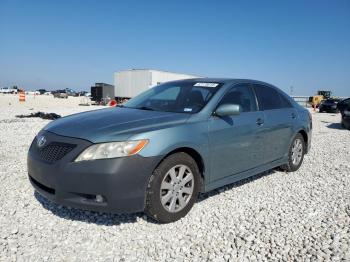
left=297, top=129, right=308, bottom=147
left=158, top=147, right=206, bottom=189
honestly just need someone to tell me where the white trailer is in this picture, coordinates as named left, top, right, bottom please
left=114, top=69, right=199, bottom=98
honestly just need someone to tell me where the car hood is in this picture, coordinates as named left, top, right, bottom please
left=44, top=107, right=190, bottom=143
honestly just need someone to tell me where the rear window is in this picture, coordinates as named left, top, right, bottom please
left=338, top=98, right=350, bottom=110
left=279, top=94, right=293, bottom=108
left=254, top=84, right=292, bottom=110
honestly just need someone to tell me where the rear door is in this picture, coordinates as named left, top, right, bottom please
left=253, top=84, right=296, bottom=163
left=208, top=83, right=265, bottom=182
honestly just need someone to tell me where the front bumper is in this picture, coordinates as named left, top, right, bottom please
left=28, top=131, right=162, bottom=214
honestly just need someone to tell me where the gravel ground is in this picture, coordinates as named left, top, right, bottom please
left=0, top=94, right=349, bottom=261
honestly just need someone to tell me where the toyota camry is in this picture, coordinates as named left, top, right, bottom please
left=28, top=78, right=312, bottom=223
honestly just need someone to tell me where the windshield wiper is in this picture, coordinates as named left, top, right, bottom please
left=136, top=106, right=155, bottom=111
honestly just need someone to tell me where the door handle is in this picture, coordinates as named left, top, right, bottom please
left=256, top=118, right=264, bottom=126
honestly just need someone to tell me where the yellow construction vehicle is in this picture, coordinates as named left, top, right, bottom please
left=308, top=90, right=331, bottom=108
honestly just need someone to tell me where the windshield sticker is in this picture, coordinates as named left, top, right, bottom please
left=184, top=108, right=192, bottom=112
left=194, top=82, right=219, bottom=88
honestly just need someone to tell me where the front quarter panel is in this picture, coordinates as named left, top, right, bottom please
left=130, top=119, right=210, bottom=175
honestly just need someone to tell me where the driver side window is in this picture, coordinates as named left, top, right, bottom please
left=218, top=84, right=257, bottom=112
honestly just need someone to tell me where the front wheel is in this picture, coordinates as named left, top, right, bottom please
left=281, top=133, right=305, bottom=172
left=145, top=152, right=200, bottom=223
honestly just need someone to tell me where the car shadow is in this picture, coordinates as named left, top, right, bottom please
left=197, top=169, right=276, bottom=202
left=34, top=191, right=147, bottom=226
left=35, top=168, right=277, bottom=225
left=326, top=123, right=344, bottom=130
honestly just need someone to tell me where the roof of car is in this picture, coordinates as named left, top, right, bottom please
left=180, top=78, right=272, bottom=86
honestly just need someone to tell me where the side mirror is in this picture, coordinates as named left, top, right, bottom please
left=215, top=104, right=241, bottom=116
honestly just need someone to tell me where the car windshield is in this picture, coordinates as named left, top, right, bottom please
left=123, top=81, right=223, bottom=113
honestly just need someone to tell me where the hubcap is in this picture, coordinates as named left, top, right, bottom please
left=291, top=138, right=303, bottom=166
left=160, top=165, right=194, bottom=213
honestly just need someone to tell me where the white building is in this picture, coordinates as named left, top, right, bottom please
left=114, top=69, right=199, bottom=98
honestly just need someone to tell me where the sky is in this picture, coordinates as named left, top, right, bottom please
left=0, top=0, right=349, bottom=96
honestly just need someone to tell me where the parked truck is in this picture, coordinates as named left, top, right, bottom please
left=0, top=86, right=18, bottom=94
left=91, top=83, right=115, bottom=105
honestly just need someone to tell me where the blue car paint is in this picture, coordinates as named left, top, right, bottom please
left=42, top=79, right=311, bottom=193
left=44, top=107, right=191, bottom=142
left=208, top=110, right=266, bottom=181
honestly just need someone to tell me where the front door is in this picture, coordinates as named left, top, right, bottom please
left=208, top=83, right=264, bottom=182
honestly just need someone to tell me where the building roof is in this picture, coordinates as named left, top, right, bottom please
left=115, top=68, right=199, bottom=77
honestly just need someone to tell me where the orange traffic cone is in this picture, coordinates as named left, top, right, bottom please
left=19, top=91, right=25, bottom=102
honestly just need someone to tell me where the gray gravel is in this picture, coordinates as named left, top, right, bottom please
left=0, top=95, right=349, bottom=261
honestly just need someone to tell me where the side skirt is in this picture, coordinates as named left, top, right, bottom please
left=203, top=158, right=287, bottom=193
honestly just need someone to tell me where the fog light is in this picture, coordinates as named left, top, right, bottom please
left=95, top=195, right=104, bottom=203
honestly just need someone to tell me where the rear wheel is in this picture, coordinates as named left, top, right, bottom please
left=281, top=133, right=305, bottom=172
left=145, top=152, right=200, bottom=223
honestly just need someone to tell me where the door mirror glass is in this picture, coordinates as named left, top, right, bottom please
left=215, top=104, right=241, bottom=116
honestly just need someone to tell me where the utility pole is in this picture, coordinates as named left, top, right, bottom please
left=290, top=86, right=294, bottom=96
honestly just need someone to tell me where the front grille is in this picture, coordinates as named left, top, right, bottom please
left=38, top=142, right=76, bottom=163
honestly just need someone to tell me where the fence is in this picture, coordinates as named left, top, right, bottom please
left=291, top=96, right=348, bottom=107
left=292, top=96, right=310, bottom=107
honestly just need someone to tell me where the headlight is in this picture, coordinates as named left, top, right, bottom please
left=344, top=110, right=350, bottom=116
left=75, top=139, right=148, bottom=162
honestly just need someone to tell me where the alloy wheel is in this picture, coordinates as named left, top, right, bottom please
left=291, top=138, right=303, bottom=166
left=160, top=165, right=194, bottom=213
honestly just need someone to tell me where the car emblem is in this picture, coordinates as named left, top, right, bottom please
left=37, top=135, right=47, bottom=148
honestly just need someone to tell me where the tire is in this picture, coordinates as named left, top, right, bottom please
left=281, top=133, right=305, bottom=172
left=145, top=152, right=200, bottom=223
